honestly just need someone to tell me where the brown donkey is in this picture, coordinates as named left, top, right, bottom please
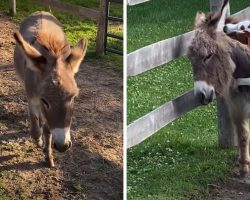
left=13, top=11, right=87, bottom=167
left=188, top=0, right=250, bottom=178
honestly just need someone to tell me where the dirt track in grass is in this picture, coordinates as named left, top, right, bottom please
left=0, top=12, right=123, bottom=200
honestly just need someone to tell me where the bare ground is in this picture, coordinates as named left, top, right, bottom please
left=0, top=13, right=123, bottom=200
left=210, top=166, right=250, bottom=200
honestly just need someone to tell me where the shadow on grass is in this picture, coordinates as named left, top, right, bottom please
left=0, top=162, right=44, bottom=172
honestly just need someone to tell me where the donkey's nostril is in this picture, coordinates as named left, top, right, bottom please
left=208, top=91, right=214, bottom=103
left=53, top=141, right=71, bottom=152
left=68, top=141, right=72, bottom=149
left=199, top=91, right=214, bottom=105
left=200, top=92, right=206, bottom=104
left=223, top=25, right=228, bottom=33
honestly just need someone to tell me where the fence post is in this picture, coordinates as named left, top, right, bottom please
left=210, top=0, right=237, bottom=148
left=9, top=0, right=16, bottom=15
left=96, top=0, right=107, bottom=55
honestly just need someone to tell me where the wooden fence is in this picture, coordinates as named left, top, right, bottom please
left=8, top=0, right=122, bottom=55
left=127, top=4, right=250, bottom=148
left=127, top=0, right=149, bottom=6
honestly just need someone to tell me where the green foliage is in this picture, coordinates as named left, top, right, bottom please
left=59, top=0, right=123, bottom=17
left=127, top=0, right=250, bottom=52
left=0, top=0, right=122, bottom=68
left=127, top=0, right=249, bottom=199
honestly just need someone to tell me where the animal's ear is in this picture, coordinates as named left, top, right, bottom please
left=14, top=31, right=46, bottom=72
left=208, top=0, right=229, bottom=32
left=66, top=38, right=88, bottom=74
left=195, top=12, right=206, bottom=28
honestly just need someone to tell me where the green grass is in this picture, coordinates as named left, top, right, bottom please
left=127, top=0, right=250, bottom=52
left=0, top=0, right=122, bottom=69
left=127, top=0, right=250, bottom=199
left=59, top=0, right=123, bottom=17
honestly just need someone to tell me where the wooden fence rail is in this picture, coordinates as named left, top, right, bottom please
left=127, top=5, right=250, bottom=149
left=127, top=90, right=202, bottom=148
left=127, top=31, right=194, bottom=76
left=127, top=6, right=250, bottom=77
left=127, top=0, right=150, bottom=6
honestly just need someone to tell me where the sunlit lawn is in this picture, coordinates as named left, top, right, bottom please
left=127, top=0, right=250, bottom=199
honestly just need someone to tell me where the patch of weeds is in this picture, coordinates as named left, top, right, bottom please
left=0, top=0, right=122, bottom=70
left=0, top=181, right=10, bottom=200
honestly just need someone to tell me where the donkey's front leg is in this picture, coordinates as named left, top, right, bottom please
left=234, top=118, right=250, bottom=178
left=43, top=126, right=55, bottom=168
left=28, top=101, right=43, bottom=148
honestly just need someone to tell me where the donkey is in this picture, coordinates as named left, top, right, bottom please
left=13, top=11, right=87, bottom=167
left=188, top=0, right=250, bottom=178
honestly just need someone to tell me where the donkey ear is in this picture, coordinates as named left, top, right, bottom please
left=14, top=32, right=46, bottom=72
left=214, top=0, right=229, bottom=32
left=195, top=12, right=206, bottom=28
left=66, top=38, right=88, bottom=74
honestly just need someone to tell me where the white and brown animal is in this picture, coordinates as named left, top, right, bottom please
left=13, top=11, right=87, bottom=167
left=188, top=0, right=250, bottom=178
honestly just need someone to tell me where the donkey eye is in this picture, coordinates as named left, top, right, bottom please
left=203, top=54, right=213, bottom=64
left=41, top=98, right=50, bottom=110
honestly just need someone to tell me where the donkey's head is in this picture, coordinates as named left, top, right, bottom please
left=188, top=0, right=235, bottom=105
left=14, top=32, right=87, bottom=152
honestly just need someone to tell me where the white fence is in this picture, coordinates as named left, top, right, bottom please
left=127, top=0, right=150, bottom=6
left=127, top=6, right=250, bottom=148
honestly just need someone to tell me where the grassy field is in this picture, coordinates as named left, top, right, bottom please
left=0, top=0, right=123, bottom=68
left=127, top=0, right=250, bottom=199
left=59, top=0, right=123, bottom=17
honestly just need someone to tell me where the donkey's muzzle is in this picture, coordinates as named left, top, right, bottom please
left=51, top=127, right=72, bottom=152
left=194, top=81, right=215, bottom=105
left=54, top=141, right=72, bottom=152
left=197, top=91, right=214, bottom=105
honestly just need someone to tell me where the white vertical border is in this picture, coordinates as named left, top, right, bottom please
left=123, top=0, right=127, bottom=199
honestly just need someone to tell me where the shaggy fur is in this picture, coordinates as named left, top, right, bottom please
left=14, top=11, right=87, bottom=167
left=188, top=0, right=250, bottom=178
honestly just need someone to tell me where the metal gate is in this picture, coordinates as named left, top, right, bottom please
left=104, top=0, right=123, bottom=55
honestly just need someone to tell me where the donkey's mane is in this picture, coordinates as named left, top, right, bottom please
left=36, top=30, right=71, bottom=58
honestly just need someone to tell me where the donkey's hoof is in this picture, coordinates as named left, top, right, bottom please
left=45, top=157, right=55, bottom=168
left=32, top=137, right=43, bottom=148
left=37, top=139, right=44, bottom=148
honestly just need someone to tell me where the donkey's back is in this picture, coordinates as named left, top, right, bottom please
left=19, top=11, right=65, bottom=45
left=14, top=11, right=69, bottom=84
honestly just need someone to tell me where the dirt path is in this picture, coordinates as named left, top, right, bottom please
left=0, top=13, right=123, bottom=200
left=211, top=178, right=250, bottom=200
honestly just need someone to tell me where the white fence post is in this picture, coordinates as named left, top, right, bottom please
left=210, top=0, right=237, bottom=148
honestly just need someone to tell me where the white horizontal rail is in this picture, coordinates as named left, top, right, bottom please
left=127, top=31, right=194, bottom=76
left=127, top=90, right=202, bottom=148
left=127, top=6, right=250, bottom=148
left=127, top=0, right=150, bottom=6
